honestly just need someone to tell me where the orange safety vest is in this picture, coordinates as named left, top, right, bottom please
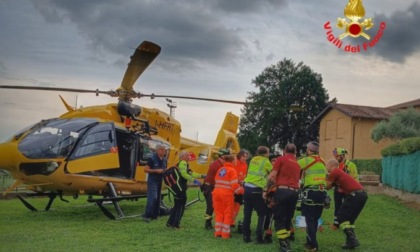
left=214, top=162, right=243, bottom=194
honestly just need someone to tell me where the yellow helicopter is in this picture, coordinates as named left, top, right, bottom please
left=0, top=41, right=244, bottom=219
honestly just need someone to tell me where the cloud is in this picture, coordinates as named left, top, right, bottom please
left=32, top=0, right=278, bottom=71
left=211, top=0, right=287, bottom=13
left=0, top=60, right=6, bottom=76
left=371, top=2, right=420, bottom=63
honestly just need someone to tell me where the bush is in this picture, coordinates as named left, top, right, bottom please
left=352, top=159, right=382, bottom=175
left=381, top=137, right=420, bottom=156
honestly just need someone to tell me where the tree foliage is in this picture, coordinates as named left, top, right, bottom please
left=371, top=108, right=420, bottom=143
left=238, top=59, right=329, bottom=155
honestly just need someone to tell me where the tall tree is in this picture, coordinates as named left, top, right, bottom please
left=238, top=59, right=329, bottom=155
left=371, top=107, right=420, bottom=142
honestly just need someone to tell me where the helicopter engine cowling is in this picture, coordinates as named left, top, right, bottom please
left=117, top=101, right=141, bottom=118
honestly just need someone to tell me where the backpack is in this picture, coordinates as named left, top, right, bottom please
left=163, top=165, right=186, bottom=196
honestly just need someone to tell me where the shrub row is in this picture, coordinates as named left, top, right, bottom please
left=381, top=137, right=420, bottom=157
left=351, top=159, right=382, bottom=175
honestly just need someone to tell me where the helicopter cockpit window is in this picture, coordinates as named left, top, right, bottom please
left=197, top=149, right=209, bottom=164
left=138, top=138, right=169, bottom=164
left=18, top=118, right=97, bottom=159
left=74, top=123, right=115, bottom=158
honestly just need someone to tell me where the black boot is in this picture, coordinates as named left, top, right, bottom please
left=264, top=233, right=273, bottom=243
left=289, top=231, right=295, bottom=241
left=279, top=238, right=291, bottom=252
left=243, top=230, right=252, bottom=243
left=237, top=220, right=243, bottom=234
left=205, top=219, right=213, bottom=230
left=255, top=234, right=265, bottom=244
left=342, top=228, right=360, bottom=249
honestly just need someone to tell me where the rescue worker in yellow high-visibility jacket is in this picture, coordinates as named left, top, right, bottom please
left=242, top=146, right=273, bottom=244
left=213, top=154, right=244, bottom=239
left=298, top=141, right=328, bottom=252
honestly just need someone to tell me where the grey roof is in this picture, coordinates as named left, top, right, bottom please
left=312, top=103, right=399, bottom=124
left=386, top=98, right=420, bottom=109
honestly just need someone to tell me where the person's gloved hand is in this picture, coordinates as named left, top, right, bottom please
left=234, top=194, right=243, bottom=204
left=192, top=179, right=202, bottom=186
left=201, top=174, right=207, bottom=179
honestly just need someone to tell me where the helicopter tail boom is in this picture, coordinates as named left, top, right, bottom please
left=213, top=112, right=240, bottom=153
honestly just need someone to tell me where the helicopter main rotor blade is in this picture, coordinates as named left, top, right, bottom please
left=0, top=85, right=249, bottom=105
left=0, top=85, right=109, bottom=95
left=142, top=94, right=248, bottom=105
left=119, top=41, right=161, bottom=91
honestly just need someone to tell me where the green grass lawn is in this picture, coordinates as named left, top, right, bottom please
left=0, top=189, right=419, bottom=252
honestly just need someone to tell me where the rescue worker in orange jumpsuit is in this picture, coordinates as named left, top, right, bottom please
left=213, top=154, right=244, bottom=239
left=202, top=148, right=230, bottom=229
left=232, top=149, right=249, bottom=227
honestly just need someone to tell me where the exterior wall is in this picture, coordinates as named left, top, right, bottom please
left=319, top=109, right=352, bottom=160
left=352, top=118, right=395, bottom=159
left=318, top=109, right=396, bottom=160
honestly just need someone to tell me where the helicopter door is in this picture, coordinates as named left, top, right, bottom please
left=66, top=122, right=120, bottom=174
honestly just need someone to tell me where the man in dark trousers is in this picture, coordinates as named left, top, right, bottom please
left=143, top=144, right=167, bottom=222
left=326, top=158, right=368, bottom=250
left=202, top=148, right=230, bottom=229
left=298, top=141, right=327, bottom=252
left=242, top=146, right=272, bottom=244
left=166, top=151, right=205, bottom=229
left=332, top=147, right=359, bottom=227
left=265, top=144, right=301, bottom=252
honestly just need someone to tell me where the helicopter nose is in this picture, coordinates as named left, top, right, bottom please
left=0, top=142, right=19, bottom=172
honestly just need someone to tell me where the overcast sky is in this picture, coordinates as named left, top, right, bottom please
left=0, top=0, right=419, bottom=144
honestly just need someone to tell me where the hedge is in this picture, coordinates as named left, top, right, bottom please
left=352, top=159, right=382, bottom=175
left=381, top=137, right=420, bottom=157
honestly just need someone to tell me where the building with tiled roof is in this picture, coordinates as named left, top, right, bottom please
left=386, top=98, right=420, bottom=110
left=313, top=100, right=418, bottom=159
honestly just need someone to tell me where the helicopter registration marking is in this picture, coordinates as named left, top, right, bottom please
left=155, top=121, right=174, bottom=132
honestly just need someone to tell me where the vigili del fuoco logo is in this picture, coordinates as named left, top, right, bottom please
left=324, top=0, right=386, bottom=53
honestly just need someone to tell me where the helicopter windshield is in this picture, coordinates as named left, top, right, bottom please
left=18, top=118, right=98, bottom=159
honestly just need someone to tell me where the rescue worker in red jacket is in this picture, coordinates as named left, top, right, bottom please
left=326, top=158, right=367, bottom=250
left=213, top=154, right=244, bottom=239
left=202, top=148, right=230, bottom=229
left=332, top=148, right=359, bottom=227
left=265, top=144, right=301, bottom=252
left=232, top=149, right=249, bottom=226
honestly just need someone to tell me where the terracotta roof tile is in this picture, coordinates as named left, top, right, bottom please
left=332, top=103, right=399, bottom=119
left=312, top=103, right=400, bottom=124
left=386, top=98, right=420, bottom=109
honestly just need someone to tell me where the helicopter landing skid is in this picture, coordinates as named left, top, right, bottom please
left=16, top=192, right=65, bottom=212
left=185, top=190, right=205, bottom=208
left=88, top=182, right=170, bottom=220
left=87, top=194, right=147, bottom=220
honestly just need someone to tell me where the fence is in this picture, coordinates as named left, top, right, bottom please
left=382, top=150, right=420, bottom=194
